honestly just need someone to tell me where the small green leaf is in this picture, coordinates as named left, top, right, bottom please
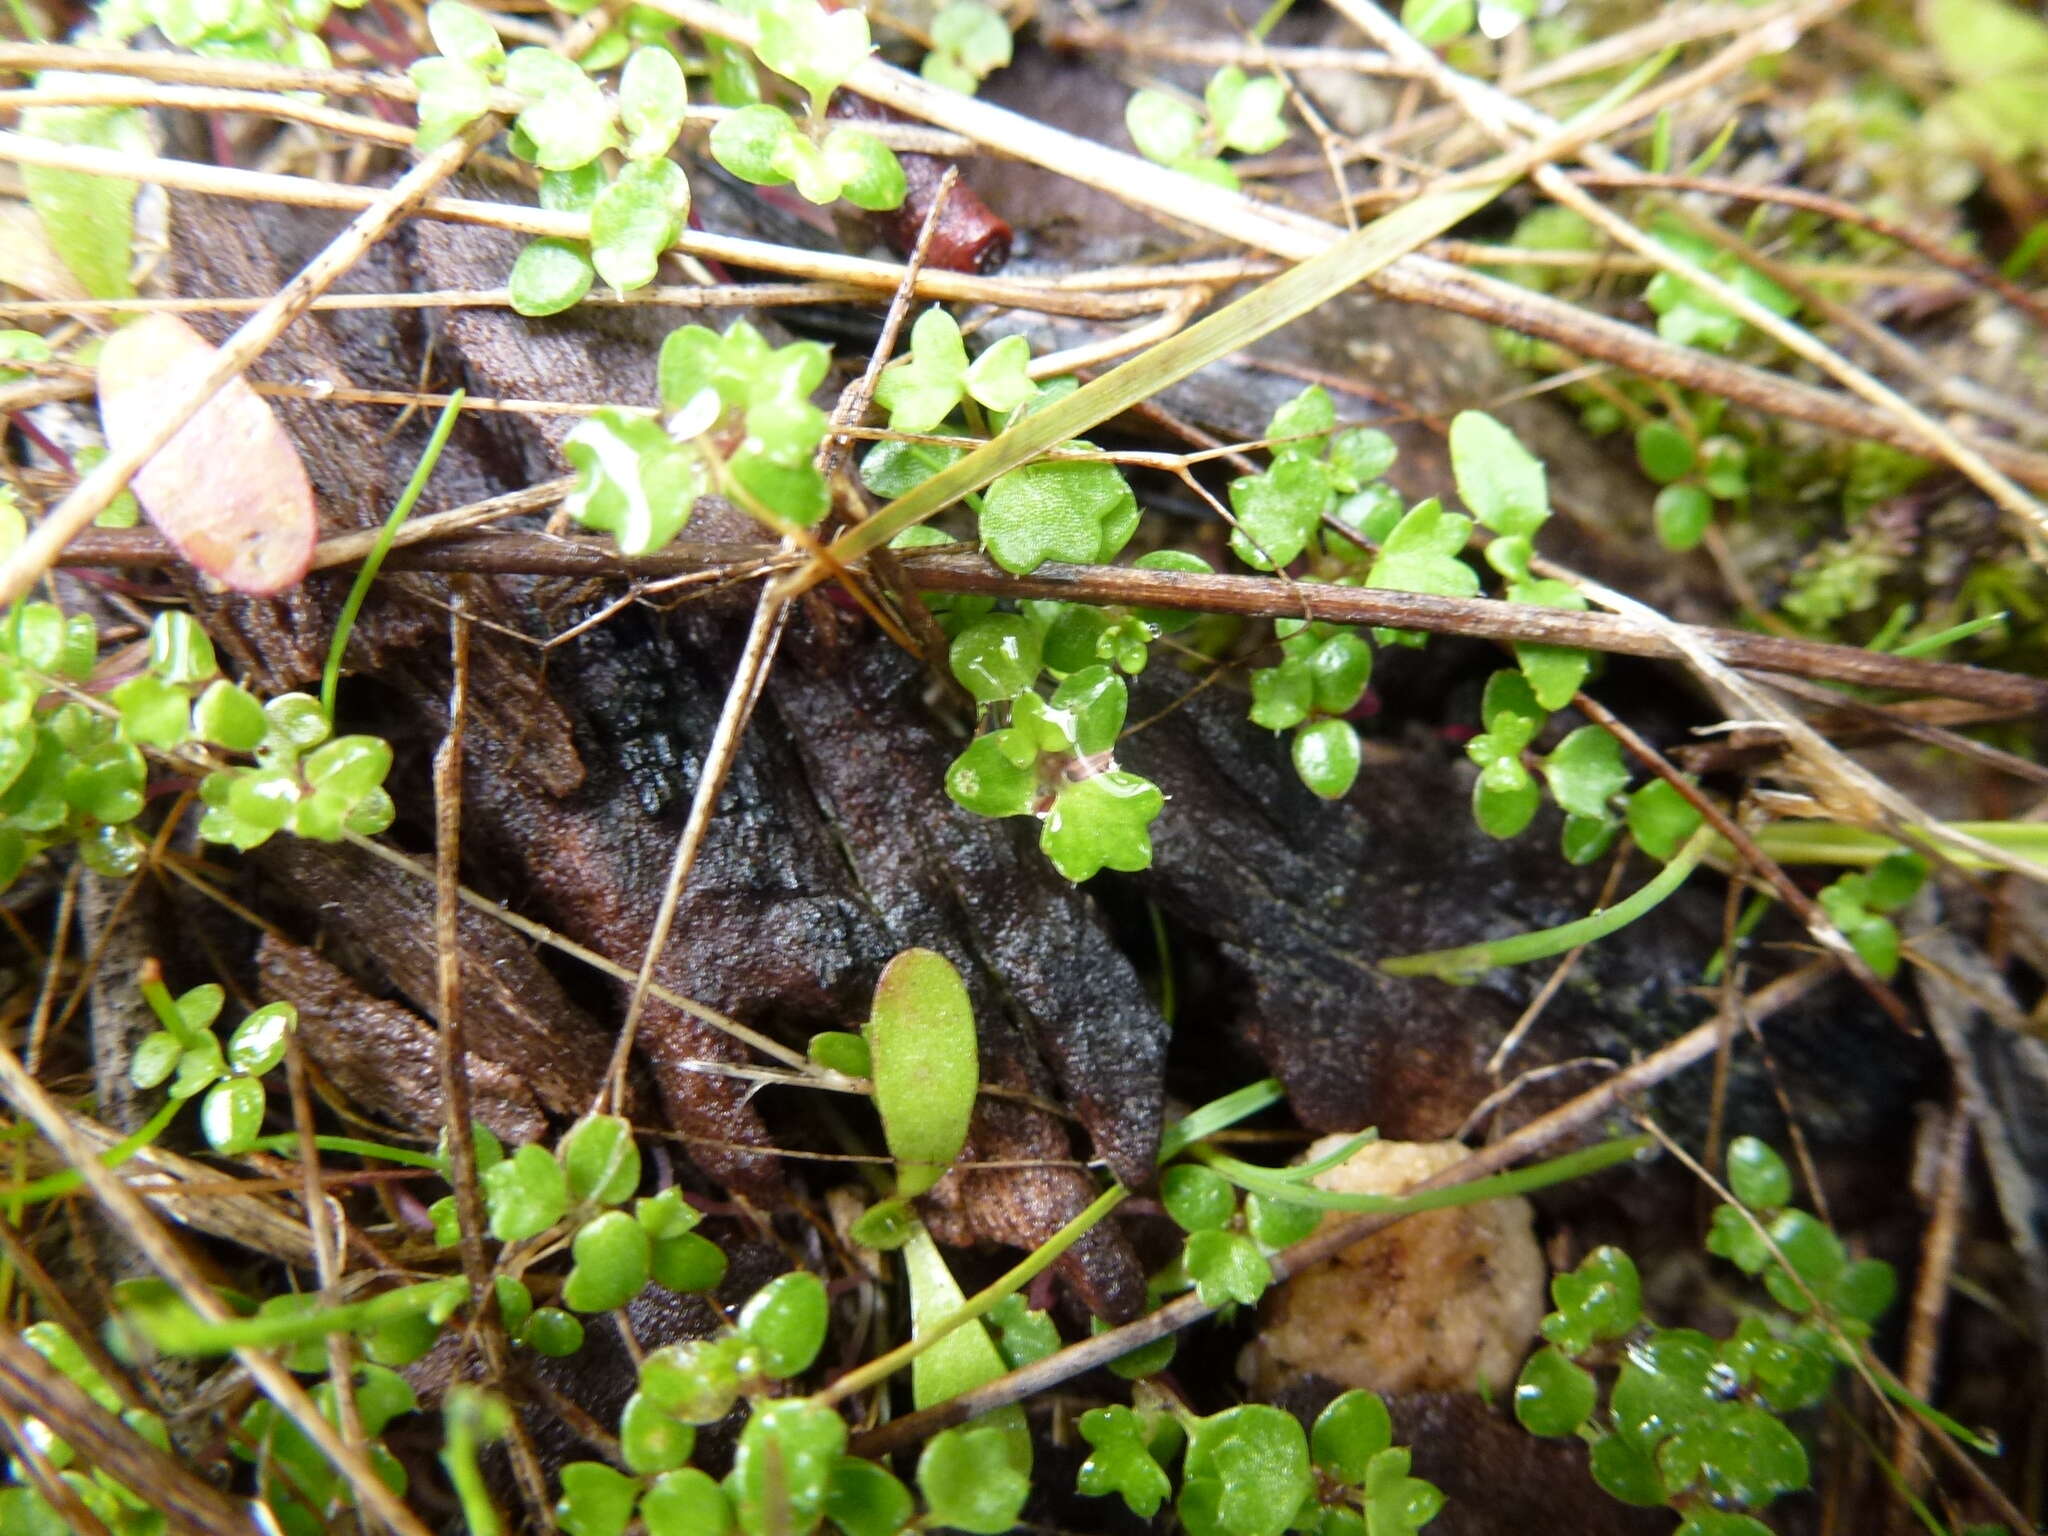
left=865, top=947, right=978, bottom=1197
left=1077, top=1405, right=1172, bottom=1518
left=1125, top=88, right=1204, bottom=164
left=482, top=1141, right=569, bottom=1242
left=1368, top=499, right=1480, bottom=598
left=757, top=0, right=872, bottom=111
left=130, top=1031, right=184, bottom=1090
left=808, top=1029, right=871, bottom=1076
left=917, top=1423, right=1031, bottom=1535
left=709, top=102, right=802, bottom=185
left=642, top=1468, right=733, bottom=1536
left=509, top=237, right=595, bottom=317
left=1182, top=1229, right=1273, bottom=1307
left=738, top=1269, right=830, bottom=1378
left=1634, top=420, right=1696, bottom=484
left=1541, top=725, right=1625, bottom=819
left=555, top=1460, right=639, bottom=1536
left=1514, top=1346, right=1596, bottom=1436
left=111, top=674, right=192, bottom=750
left=1588, top=1432, right=1667, bottom=1506
left=1041, top=771, right=1164, bottom=881
left=1449, top=411, right=1547, bottom=536
left=620, top=45, right=687, bottom=158
left=22, top=87, right=149, bottom=298
left=1311, top=1390, right=1392, bottom=1486
left=1230, top=458, right=1331, bottom=571
left=427, top=0, right=504, bottom=72
left=193, top=680, right=268, bottom=752
left=1725, top=1136, right=1791, bottom=1209
left=226, top=1001, right=294, bottom=1078
left=731, top=1398, right=847, bottom=1536
left=1207, top=67, right=1289, bottom=154
left=822, top=126, right=906, bottom=210
left=620, top=1391, right=695, bottom=1475
left=1161, top=1164, right=1237, bottom=1231
left=1250, top=660, right=1313, bottom=731
left=1625, top=778, right=1703, bottom=860
left=199, top=1074, right=266, bottom=1154
left=1181, top=1404, right=1313, bottom=1536
left=1294, top=718, right=1362, bottom=800
left=964, top=335, right=1033, bottom=415
left=1401, top=0, right=1474, bottom=44
left=512, top=61, right=616, bottom=170
left=560, top=1113, right=642, bottom=1207
left=932, top=1, right=1013, bottom=71
left=562, top=408, right=705, bottom=555
left=651, top=1232, right=727, bottom=1293
left=1653, top=483, right=1713, bottom=552
left=561, top=1209, right=652, bottom=1312
left=980, top=456, right=1138, bottom=573
left=589, top=156, right=690, bottom=291
left=1307, top=632, right=1374, bottom=714
left=945, top=735, right=1036, bottom=819
left=824, top=1456, right=915, bottom=1536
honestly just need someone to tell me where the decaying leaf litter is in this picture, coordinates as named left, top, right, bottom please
left=1, top=0, right=2047, bottom=1531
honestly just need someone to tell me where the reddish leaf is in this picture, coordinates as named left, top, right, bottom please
left=97, top=315, right=317, bottom=595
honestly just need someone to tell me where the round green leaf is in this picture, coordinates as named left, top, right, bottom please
left=620, top=1390, right=695, bottom=1475
left=590, top=156, right=690, bottom=292
left=130, top=1031, right=183, bottom=1091
left=916, top=1423, right=1031, bottom=1536
left=522, top=1307, right=585, bottom=1357
left=226, top=1001, right=295, bottom=1078
left=555, top=1460, right=638, bottom=1536
left=1181, top=1404, right=1313, bottom=1536
left=482, top=1141, right=569, bottom=1242
left=620, top=45, right=687, bottom=157
left=709, top=101, right=800, bottom=185
left=560, top=1112, right=642, bottom=1207
left=1306, top=632, right=1373, bottom=715
left=1635, top=419, right=1697, bottom=484
left=1514, top=1345, right=1596, bottom=1437
left=1293, top=719, right=1362, bottom=801
left=1542, top=724, right=1626, bottom=820
left=732, top=1399, right=847, bottom=1536
left=509, top=237, right=595, bottom=317
left=642, top=1468, right=733, bottom=1536
left=1161, top=1164, right=1236, bottom=1232
left=1588, top=1432, right=1666, bottom=1506
left=199, top=1073, right=266, bottom=1154
left=950, top=616, right=1043, bottom=704
left=738, top=1269, right=830, bottom=1379
left=651, top=1232, right=728, bottom=1294
left=945, top=735, right=1036, bottom=819
left=1653, top=483, right=1713, bottom=552
left=824, top=1456, right=915, bottom=1536
left=562, top=1209, right=652, bottom=1312
left=1311, top=1389, right=1393, bottom=1486
left=1725, top=1136, right=1791, bottom=1209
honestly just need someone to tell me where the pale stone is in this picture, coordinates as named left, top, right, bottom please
left=1244, top=1137, right=1547, bottom=1397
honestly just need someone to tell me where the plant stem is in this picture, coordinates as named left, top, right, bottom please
left=321, top=389, right=465, bottom=721
left=1382, top=827, right=1714, bottom=980
left=809, top=1181, right=1128, bottom=1407
left=0, top=1096, right=182, bottom=1204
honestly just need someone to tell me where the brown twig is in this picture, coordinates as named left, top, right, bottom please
left=54, top=531, right=2048, bottom=711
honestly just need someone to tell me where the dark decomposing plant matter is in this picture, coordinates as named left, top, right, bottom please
left=1, top=0, right=2047, bottom=1532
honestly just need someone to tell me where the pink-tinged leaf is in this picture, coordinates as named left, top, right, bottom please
left=96, top=315, right=317, bottom=595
